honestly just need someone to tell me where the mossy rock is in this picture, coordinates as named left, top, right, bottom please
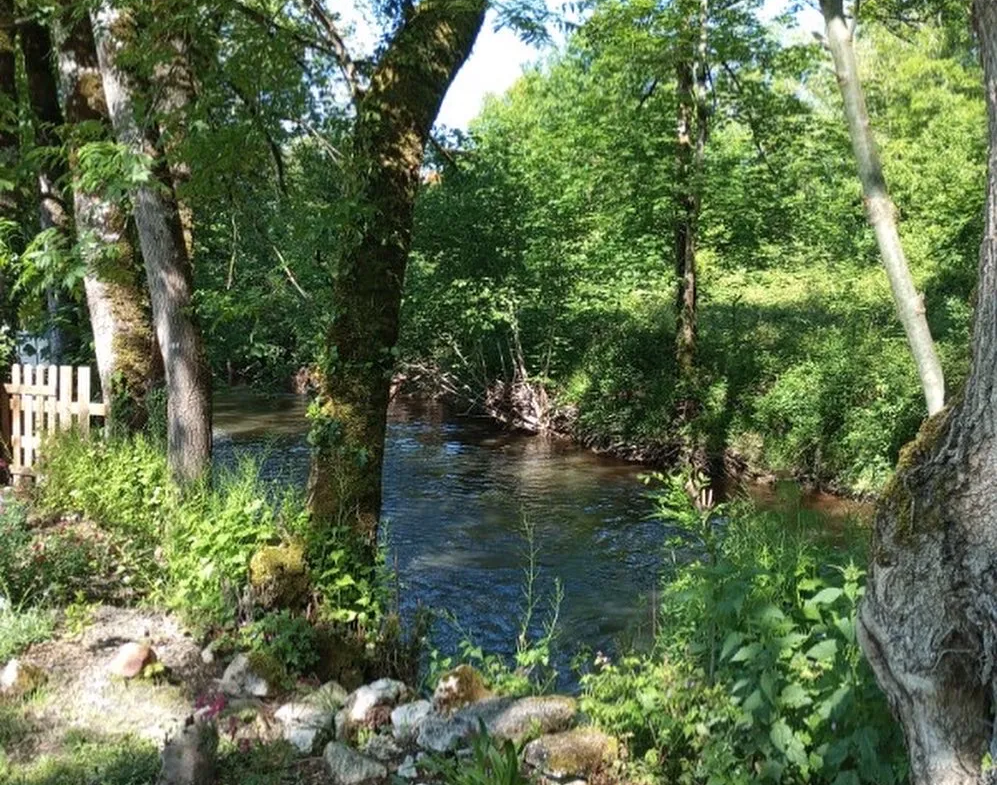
left=248, top=542, right=309, bottom=609
left=523, top=728, right=619, bottom=778
left=433, top=664, right=491, bottom=714
left=245, top=650, right=287, bottom=690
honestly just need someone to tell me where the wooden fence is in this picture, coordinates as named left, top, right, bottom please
left=2, top=364, right=106, bottom=478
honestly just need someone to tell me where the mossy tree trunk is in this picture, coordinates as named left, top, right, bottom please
left=91, top=3, right=211, bottom=482
left=307, top=0, right=486, bottom=551
left=55, top=8, right=160, bottom=429
left=857, top=3, right=997, bottom=781
left=820, top=0, right=945, bottom=416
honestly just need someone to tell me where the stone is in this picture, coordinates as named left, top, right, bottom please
left=248, top=542, right=309, bottom=609
left=523, top=728, right=618, bottom=778
left=323, top=741, right=388, bottom=784
left=108, top=642, right=157, bottom=679
left=345, top=678, right=409, bottom=723
left=274, top=681, right=347, bottom=753
left=156, top=716, right=219, bottom=785
left=488, top=695, right=578, bottom=743
left=200, top=641, right=220, bottom=665
left=432, top=664, right=491, bottom=714
left=390, top=700, right=432, bottom=742
left=220, top=654, right=271, bottom=698
left=0, top=659, right=46, bottom=698
left=396, top=755, right=418, bottom=779
left=361, top=732, right=402, bottom=762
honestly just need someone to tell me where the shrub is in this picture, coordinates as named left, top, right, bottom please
left=422, top=725, right=533, bottom=785
left=0, top=604, right=55, bottom=662
left=239, top=610, right=320, bottom=682
left=580, top=476, right=907, bottom=785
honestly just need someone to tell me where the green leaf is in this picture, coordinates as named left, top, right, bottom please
left=805, top=638, right=838, bottom=662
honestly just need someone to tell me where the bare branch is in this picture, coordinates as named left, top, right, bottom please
left=301, top=0, right=360, bottom=102
left=271, top=242, right=311, bottom=300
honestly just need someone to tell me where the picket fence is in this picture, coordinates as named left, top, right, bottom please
left=2, top=364, right=106, bottom=478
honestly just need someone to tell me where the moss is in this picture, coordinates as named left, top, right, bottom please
left=248, top=542, right=310, bottom=609
left=879, top=406, right=952, bottom=541
left=245, top=651, right=286, bottom=689
left=526, top=728, right=619, bottom=777
left=433, top=664, right=491, bottom=714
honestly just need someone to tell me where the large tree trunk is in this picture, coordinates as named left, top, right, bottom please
left=21, top=20, right=73, bottom=364
left=820, top=0, right=945, bottom=416
left=307, top=0, right=486, bottom=551
left=857, top=2, right=997, bottom=782
left=91, top=3, right=211, bottom=482
left=55, top=9, right=159, bottom=429
left=0, top=0, right=16, bottom=414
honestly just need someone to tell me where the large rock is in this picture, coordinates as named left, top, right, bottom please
left=108, top=642, right=158, bottom=679
left=156, top=716, right=219, bottom=785
left=323, top=741, right=387, bottom=784
left=0, top=659, right=46, bottom=698
left=484, top=695, right=578, bottom=743
left=220, top=654, right=272, bottom=698
left=414, top=695, right=577, bottom=752
left=390, top=700, right=432, bottom=742
left=361, top=732, right=402, bottom=762
left=523, top=728, right=618, bottom=778
left=274, top=681, right=348, bottom=753
left=432, top=664, right=491, bottom=714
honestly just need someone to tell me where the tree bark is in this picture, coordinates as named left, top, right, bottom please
left=307, top=0, right=486, bottom=550
left=21, top=19, right=73, bottom=364
left=673, top=0, right=708, bottom=382
left=91, top=2, right=211, bottom=482
left=857, top=2, right=997, bottom=782
left=55, top=9, right=160, bottom=429
left=820, top=0, right=945, bottom=416
left=0, top=0, right=17, bottom=392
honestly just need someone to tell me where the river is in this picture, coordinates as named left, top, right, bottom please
left=213, top=392, right=870, bottom=675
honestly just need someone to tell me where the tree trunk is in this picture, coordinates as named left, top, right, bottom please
left=91, top=3, right=211, bottom=482
left=673, top=0, right=708, bottom=382
left=21, top=20, right=73, bottom=364
left=55, top=9, right=160, bottom=429
left=820, top=0, right=945, bottom=416
left=0, top=0, right=16, bottom=416
left=307, top=0, right=486, bottom=550
left=857, top=2, right=997, bottom=782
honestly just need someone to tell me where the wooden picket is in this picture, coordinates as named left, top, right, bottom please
left=1, top=364, right=106, bottom=478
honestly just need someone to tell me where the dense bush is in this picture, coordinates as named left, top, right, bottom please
left=580, top=477, right=906, bottom=784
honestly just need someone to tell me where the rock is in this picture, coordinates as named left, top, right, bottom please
left=0, top=659, right=46, bottom=698
left=396, top=755, right=419, bottom=779
left=275, top=681, right=349, bottom=753
left=220, top=654, right=272, bottom=698
left=391, top=700, right=432, bottom=742
left=523, top=728, right=618, bottom=778
left=200, top=641, right=220, bottom=665
left=323, top=741, right=388, bottom=784
left=248, top=542, right=309, bottom=609
left=432, top=664, right=490, bottom=714
left=361, top=732, right=402, bottom=762
left=488, top=695, right=578, bottom=743
left=108, top=642, right=157, bottom=679
left=414, top=695, right=577, bottom=752
left=156, top=716, right=219, bottom=785
left=345, top=678, right=409, bottom=723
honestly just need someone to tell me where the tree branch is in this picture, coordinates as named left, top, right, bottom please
left=301, top=0, right=360, bottom=102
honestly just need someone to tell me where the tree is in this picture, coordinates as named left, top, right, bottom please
left=820, top=0, right=945, bottom=416
left=857, top=1, right=997, bottom=781
left=54, top=6, right=160, bottom=428
left=91, top=1, right=211, bottom=481
left=306, top=0, right=487, bottom=551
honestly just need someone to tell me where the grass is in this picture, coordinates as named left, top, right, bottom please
left=0, top=606, right=55, bottom=662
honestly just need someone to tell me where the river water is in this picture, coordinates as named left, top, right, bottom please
left=213, top=392, right=869, bottom=672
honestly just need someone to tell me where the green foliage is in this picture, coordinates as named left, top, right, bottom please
left=422, top=725, right=533, bottom=785
left=238, top=610, right=320, bottom=682
left=0, top=604, right=55, bottom=662
left=403, top=12, right=983, bottom=494
left=581, top=485, right=907, bottom=784
left=0, top=732, right=160, bottom=785
left=31, top=431, right=385, bottom=632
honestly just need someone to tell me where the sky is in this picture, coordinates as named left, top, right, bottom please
left=434, top=1, right=826, bottom=131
